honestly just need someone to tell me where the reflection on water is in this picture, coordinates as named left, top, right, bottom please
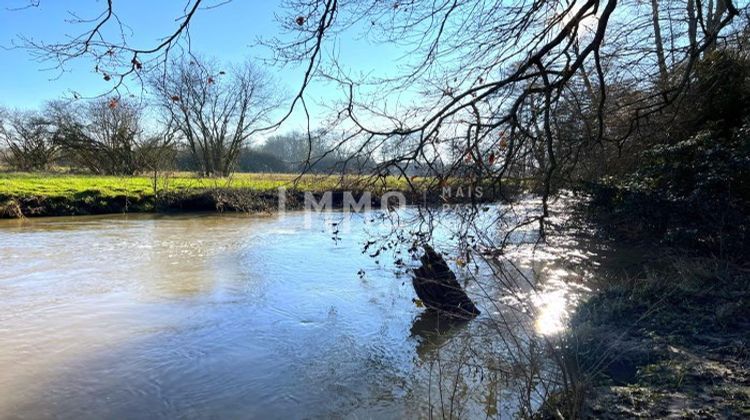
left=409, top=310, right=470, bottom=358
left=0, top=201, right=596, bottom=418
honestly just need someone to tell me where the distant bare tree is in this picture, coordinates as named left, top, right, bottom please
left=152, top=58, right=279, bottom=177
left=50, top=98, right=151, bottom=175
left=0, top=108, right=58, bottom=171
left=259, top=130, right=332, bottom=167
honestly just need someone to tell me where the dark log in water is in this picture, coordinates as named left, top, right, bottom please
left=412, top=245, right=480, bottom=318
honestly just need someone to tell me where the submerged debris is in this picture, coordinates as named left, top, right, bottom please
left=412, top=245, right=480, bottom=318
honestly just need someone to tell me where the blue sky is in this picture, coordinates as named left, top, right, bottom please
left=0, top=0, right=404, bottom=132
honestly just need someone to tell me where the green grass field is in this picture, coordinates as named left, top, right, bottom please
left=0, top=172, right=415, bottom=199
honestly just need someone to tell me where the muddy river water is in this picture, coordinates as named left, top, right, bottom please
left=0, top=204, right=596, bottom=418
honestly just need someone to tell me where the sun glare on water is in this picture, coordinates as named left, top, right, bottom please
left=532, top=268, right=580, bottom=336
left=534, top=289, right=570, bottom=335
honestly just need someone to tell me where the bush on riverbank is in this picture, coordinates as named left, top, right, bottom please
left=582, top=51, right=750, bottom=259
left=584, top=119, right=750, bottom=260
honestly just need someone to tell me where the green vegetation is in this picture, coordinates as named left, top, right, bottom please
left=0, top=172, right=362, bottom=198
left=0, top=172, right=409, bottom=218
left=0, top=171, right=530, bottom=218
left=584, top=51, right=750, bottom=260
left=2, top=171, right=513, bottom=218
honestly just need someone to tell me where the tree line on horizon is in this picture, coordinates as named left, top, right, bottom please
left=0, top=56, right=378, bottom=177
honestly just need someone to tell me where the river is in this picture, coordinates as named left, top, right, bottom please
left=0, top=203, right=595, bottom=418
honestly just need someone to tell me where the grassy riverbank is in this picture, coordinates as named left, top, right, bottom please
left=0, top=172, right=401, bottom=218
left=0, top=172, right=525, bottom=218
left=568, top=255, right=750, bottom=418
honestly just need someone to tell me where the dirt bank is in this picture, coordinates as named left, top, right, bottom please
left=0, top=187, right=508, bottom=218
left=568, top=250, right=750, bottom=418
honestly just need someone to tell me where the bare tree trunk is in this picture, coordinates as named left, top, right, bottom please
left=687, top=0, right=698, bottom=52
left=651, top=0, right=669, bottom=87
left=573, top=40, right=598, bottom=104
left=706, top=0, right=728, bottom=52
